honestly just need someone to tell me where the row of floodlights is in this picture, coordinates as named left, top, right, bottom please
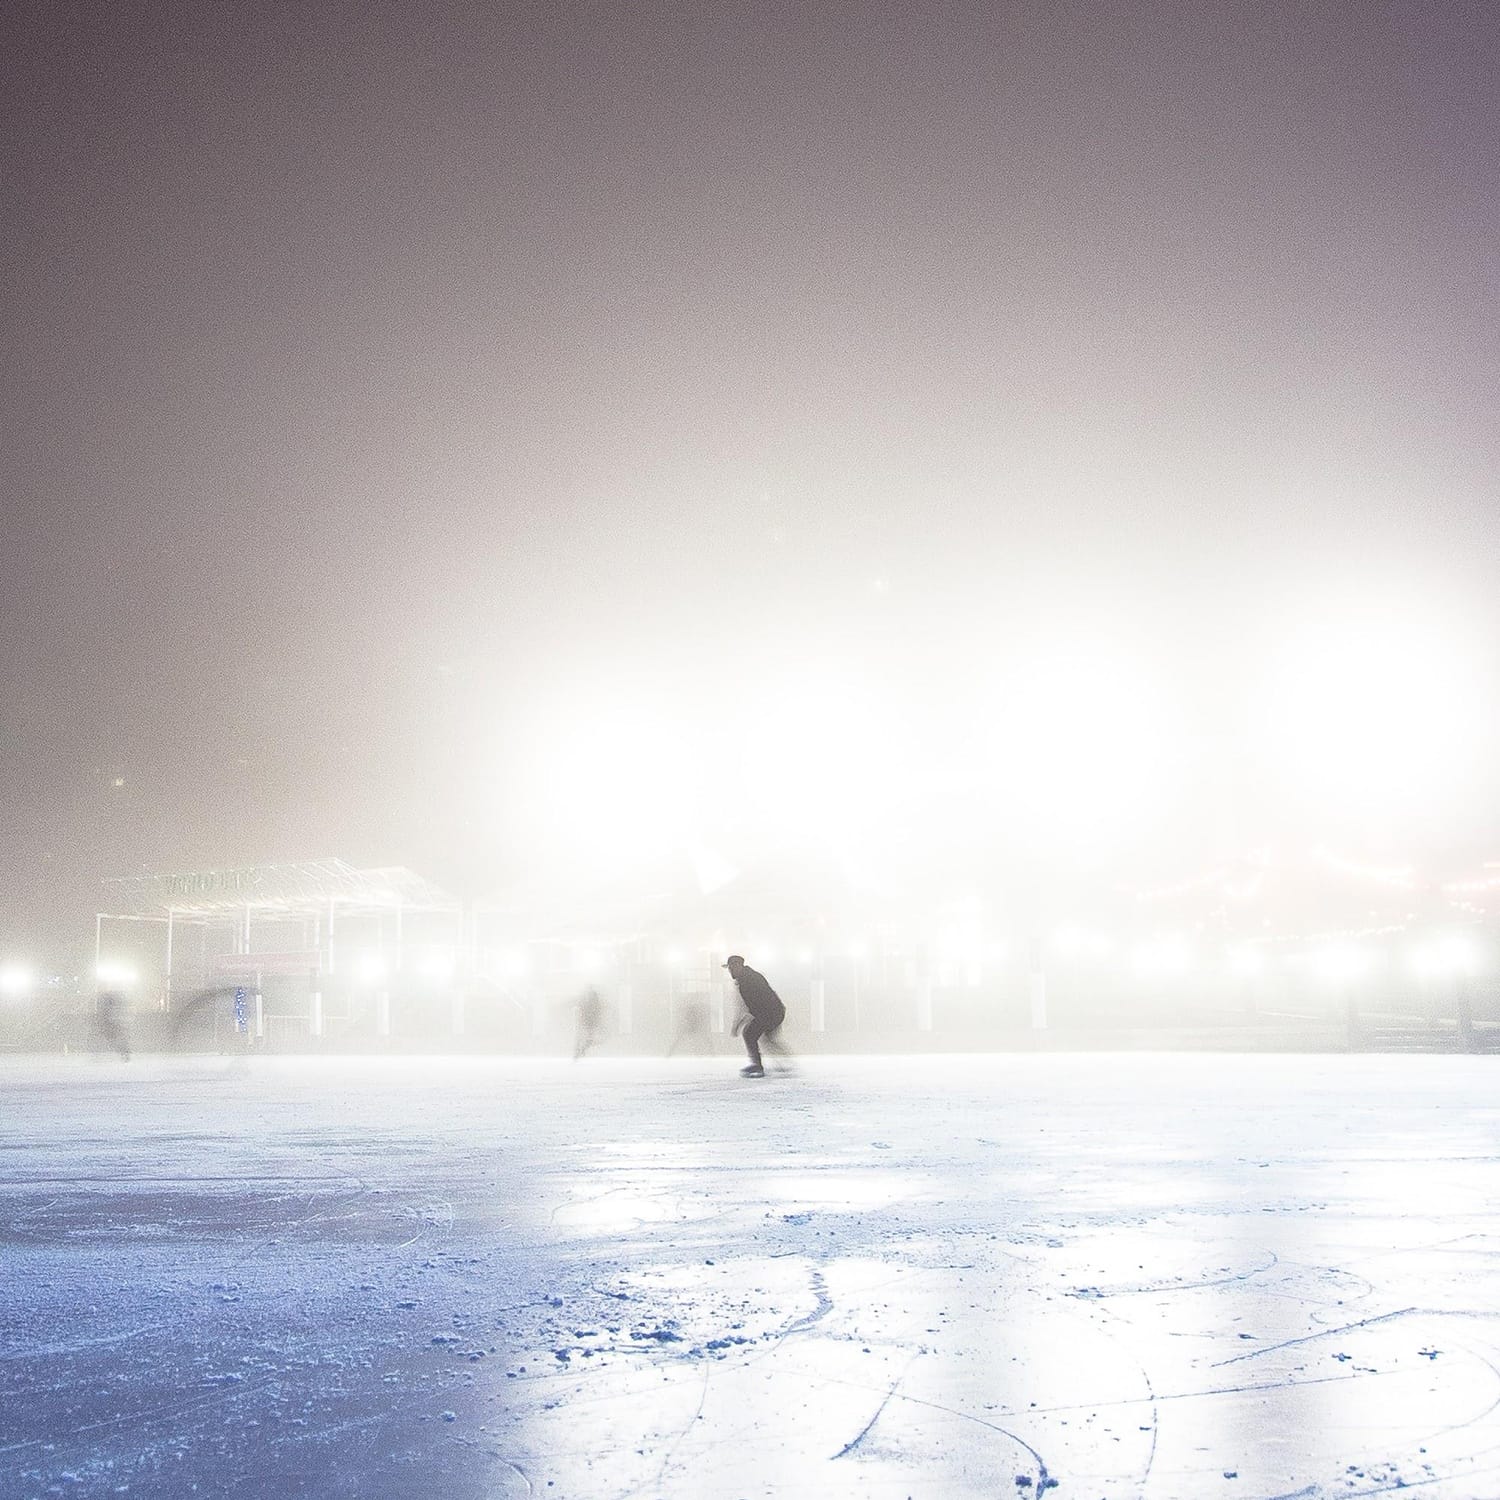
left=2, top=918, right=1489, bottom=1002
left=52, top=930, right=1486, bottom=997
left=427, top=932, right=1490, bottom=986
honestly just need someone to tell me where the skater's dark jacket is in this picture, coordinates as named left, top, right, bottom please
left=732, top=966, right=786, bottom=1024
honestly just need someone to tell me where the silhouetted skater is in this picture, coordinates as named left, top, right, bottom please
left=574, top=986, right=604, bottom=1059
left=95, top=990, right=131, bottom=1061
left=723, top=955, right=788, bottom=1077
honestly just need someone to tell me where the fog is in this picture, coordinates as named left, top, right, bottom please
left=4, top=1, right=1499, bottom=972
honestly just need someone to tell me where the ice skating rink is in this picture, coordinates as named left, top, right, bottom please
left=4, top=1052, right=1499, bottom=1500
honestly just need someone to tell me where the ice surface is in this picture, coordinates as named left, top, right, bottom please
left=3, top=1053, right=1500, bottom=1499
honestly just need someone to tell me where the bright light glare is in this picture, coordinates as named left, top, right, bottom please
left=95, top=960, right=136, bottom=987
left=1408, top=932, right=1483, bottom=981
left=416, top=949, right=456, bottom=983
left=354, top=953, right=387, bottom=985
left=0, top=963, right=34, bottom=997
left=482, top=587, right=1495, bottom=890
left=1437, top=932, right=1482, bottom=977
left=1227, top=944, right=1265, bottom=980
left=1256, top=604, right=1483, bottom=818
left=689, top=664, right=920, bottom=866
left=499, top=948, right=531, bottom=980
left=511, top=685, right=704, bottom=877
left=1311, top=942, right=1370, bottom=986
left=1131, top=935, right=1193, bottom=980
left=957, top=633, right=1185, bottom=854
left=1050, top=924, right=1082, bottom=958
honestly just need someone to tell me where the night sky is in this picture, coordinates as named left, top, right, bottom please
left=4, top=0, right=1499, bottom=961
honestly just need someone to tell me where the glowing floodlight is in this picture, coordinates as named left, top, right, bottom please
left=1256, top=602, right=1484, bottom=818
left=1437, top=932, right=1482, bottom=977
left=796, top=947, right=814, bottom=964
left=574, top=948, right=604, bottom=977
left=1050, top=925, right=1086, bottom=961
left=1409, top=932, right=1483, bottom=981
left=1312, top=942, right=1369, bottom=987
left=0, top=963, right=35, bottom=998
left=499, top=947, right=531, bottom=980
left=512, top=684, right=705, bottom=879
left=954, top=631, right=1186, bottom=852
left=1131, top=935, right=1192, bottom=980
left=417, top=949, right=456, bottom=983
left=1227, top=944, right=1265, bottom=981
left=354, top=953, right=387, bottom=986
left=95, top=960, right=136, bottom=987
left=665, top=947, right=685, bottom=967
left=847, top=940, right=869, bottom=962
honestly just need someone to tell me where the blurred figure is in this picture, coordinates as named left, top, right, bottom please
left=724, top=954, right=789, bottom=1078
left=573, top=986, right=604, bottom=1059
left=95, top=990, right=131, bottom=1061
left=167, top=985, right=240, bottom=1050
left=666, top=998, right=710, bottom=1057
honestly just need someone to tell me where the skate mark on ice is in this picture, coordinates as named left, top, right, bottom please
left=889, top=1388, right=1053, bottom=1490
left=1212, top=1307, right=1417, bottom=1367
left=0, top=1322, right=171, bottom=1361
left=1073, top=1250, right=1279, bottom=1300
left=645, top=1360, right=713, bottom=1495
left=1085, top=1300, right=1160, bottom=1490
left=758, top=1360, right=1055, bottom=1489
left=831, top=1352, right=921, bottom=1459
left=396, top=1196, right=455, bottom=1249
left=0, top=1377, right=275, bottom=1455
left=446, top=1443, right=533, bottom=1496
left=0, top=1174, right=364, bottom=1187
left=1402, top=1332, right=1500, bottom=1455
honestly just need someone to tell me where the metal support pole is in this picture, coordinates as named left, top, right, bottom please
left=164, top=909, right=174, bottom=1014
left=1028, top=937, right=1047, bottom=1031
left=1458, top=975, right=1475, bottom=1052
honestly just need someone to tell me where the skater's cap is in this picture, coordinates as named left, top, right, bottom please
left=722, top=954, right=744, bottom=968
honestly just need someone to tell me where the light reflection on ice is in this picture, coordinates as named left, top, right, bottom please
left=5, top=1054, right=1500, bottom=1498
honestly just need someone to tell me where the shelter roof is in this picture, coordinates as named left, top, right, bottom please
left=100, top=859, right=457, bottom=919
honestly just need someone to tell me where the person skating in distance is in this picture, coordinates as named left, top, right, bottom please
left=573, top=986, right=603, bottom=1060
left=723, top=954, right=788, bottom=1078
